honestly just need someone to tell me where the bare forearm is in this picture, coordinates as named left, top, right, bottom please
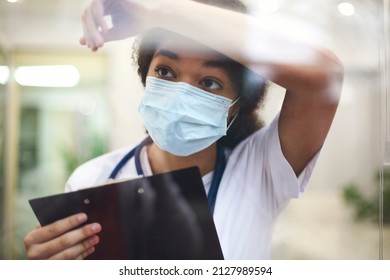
left=154, top=0, right=343, bottom=96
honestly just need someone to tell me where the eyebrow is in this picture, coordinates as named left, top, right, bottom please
left=203, top=59, right=233, bottom=70
left=154, top=49, right=179, bottom=60
left=154, top=48, right=234, bottom=77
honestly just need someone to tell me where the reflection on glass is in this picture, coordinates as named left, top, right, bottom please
left=380, top=0, right=390, bottom=260
left=0, top=0, right=388, bottom=260
left=250, top=0, right=385, bottom=259
left=0, top=49, right=5, bottom=260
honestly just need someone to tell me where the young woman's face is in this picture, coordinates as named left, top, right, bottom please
left=146, top=34, right=238, bottom=101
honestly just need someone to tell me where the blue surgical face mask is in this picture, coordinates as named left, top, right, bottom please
left=138, top=76, right=239, bottom=156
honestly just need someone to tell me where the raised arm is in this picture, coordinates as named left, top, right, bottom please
left=81, top=0, right=344, bottom=174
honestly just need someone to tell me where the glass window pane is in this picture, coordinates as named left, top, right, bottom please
left=13, top=50, right=109, bottom=259
left=0, top=48, right=6, bottom=259
left=1, top=0, right=388, bottom=260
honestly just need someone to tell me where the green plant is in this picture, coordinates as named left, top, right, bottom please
left=342, top=167, right=390, bottom=224
left=61, top=133, right=107, bottom=179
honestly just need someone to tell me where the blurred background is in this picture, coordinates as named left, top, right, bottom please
left=0, top=0, right=389, bottom=259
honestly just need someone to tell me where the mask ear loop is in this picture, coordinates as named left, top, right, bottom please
left=227, top=97, right=241, bottom=131
left=227, top=113, right=239, bottom=131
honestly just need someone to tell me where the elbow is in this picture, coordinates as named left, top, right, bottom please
left=327, top=53, right=344, bottom=105
left=327, top=50, right=344, bottom=87
left=314, top=48, right=344, bottom=105
left=318, top=45, right=344, bottom=78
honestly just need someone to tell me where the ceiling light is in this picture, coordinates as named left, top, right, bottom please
left=338, top=2, right=355, bottom=16
left=14, top=65, right=80, bottom=87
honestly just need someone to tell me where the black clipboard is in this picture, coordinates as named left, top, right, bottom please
left=28, top=166, right=224, bottom=260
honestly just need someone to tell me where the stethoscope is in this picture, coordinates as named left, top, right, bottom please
left=108, top=137, right=226, bottom=214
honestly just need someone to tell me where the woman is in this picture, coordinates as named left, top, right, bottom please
left=24, top=0, right=343, bottom=259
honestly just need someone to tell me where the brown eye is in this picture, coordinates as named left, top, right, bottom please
left=201, top=78, right=222, bottom=90
left=155, top=66, right=175, bottom=78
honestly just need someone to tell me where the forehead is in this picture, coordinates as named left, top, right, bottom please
left=153, top=33, right=227, bottom=61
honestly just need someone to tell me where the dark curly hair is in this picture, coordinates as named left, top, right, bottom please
left=132, top=0, right=267, bottom=149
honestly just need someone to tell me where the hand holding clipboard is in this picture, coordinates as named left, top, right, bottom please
left=28, top=167, right=224, bottom=260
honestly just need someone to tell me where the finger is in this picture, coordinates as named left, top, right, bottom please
left=83, top=2, right=105, bottom=50
left=77, top=246, right=96, bottom=260
left=50, top=235, right=100, bottom=260
left=27, top=222, right=102, bottom=259
left=81, top=8, right=93, bottom=48
left=81, top=6, right=99, bottom=50
left=92, top=0, right=109, bottom=33
left=25, top=213, right=87, bottom=245
left=79, top=36, right=87, bottom=46
left=44, top=223, right=101, bottom=257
